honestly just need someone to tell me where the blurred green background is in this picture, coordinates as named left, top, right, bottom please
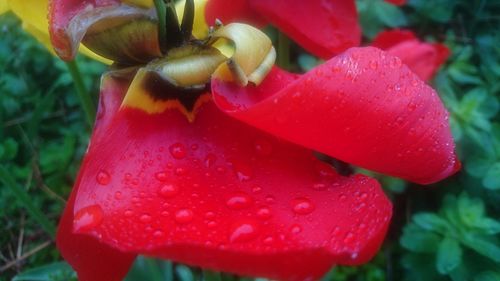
left=1, top=0, right=499, bottom=280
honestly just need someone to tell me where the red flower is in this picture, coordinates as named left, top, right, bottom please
left=372, top=29, right=450, bottom=81
left=49, top=1, right=459, bottom=280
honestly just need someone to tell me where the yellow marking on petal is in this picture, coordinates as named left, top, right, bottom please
left=176, top=0, right=209, bottom=39
left=122, top=68, right=210, bottom=122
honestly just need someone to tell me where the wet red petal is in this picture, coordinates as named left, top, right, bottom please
left=205, top=0, right=267, bottom=27
left=212, top=47, right=459, bottom=184
left=251, top=0, right=360, bottom=58
left=205, top=0, right=360, bottom=59
left=49, top=0, right=120, bottom=60
left=56, top=78, right=135, bottom=281
left=67, top=78, right=392, bottom=280
left=371, top=29, right=417, bottom=50
left=372, top=30, right=450, bottom=81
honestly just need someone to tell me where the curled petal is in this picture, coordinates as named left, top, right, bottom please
left=372, top=29, right=450, bottom=81
left=49, top=0, right=160, bottom=63
left=56, top=77, right=135, bottom=281
left=212, top=47, right=459, bottom=184
left=65, top=75, right=392, bottom=280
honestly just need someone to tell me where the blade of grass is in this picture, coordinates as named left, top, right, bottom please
left=0, top=165, right=56, bottom=238
left=65, top=60, right=95, bottom=128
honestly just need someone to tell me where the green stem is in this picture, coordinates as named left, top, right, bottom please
left=0, top=165, right=56, bottom=238
left=154, top=0, right=167, bottom=53
left=277, top=31, right=291, bottom=70
left=65, top=61, right=95, bottom=128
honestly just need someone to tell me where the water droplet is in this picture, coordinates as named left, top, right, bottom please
left=292, top=198, right=315, bottom=215
left=229, top=222, right=259, bottom=243
left=232, top=160, right=254, bottom=182
left=389, top=57, right=402, bottom=68
left=256, top=207, right=272, bottom=220
left=174, top=167, right=187, bottom=176
left=159, top=184, right=179, bottom=198
left=124, top=209, right=134, bottom=217
left=315, top=162, right=336, bottom=178
left=252, top=186, right=262, bottom=193
left=254, top=138, right=273, bottom=156
left=263, top=236, right=274, bottom=245
left=290, top=224, right=302, bottom=234
left=205, top=211, right=216, bottom=219
left=153, top=230, right=164, bottom=238
left=169, top=143, right=187, bottom=159
left=226, top=193, right=253, bottom=210
left=155, top=172, right=168, bottom=182
left=312, top=183, right=327, bottom=191
left=114, top=191, right=122, bottom=200
left=140, top=214, right=152, bottom=223
left=175, top=209, right=194, bottom=224
left=369, top=60, right=378, bottom=70
left=74, top=205, right=103, bottom=232
left=96, top=170, right=111, bottom=185
left=344, top=232, right=355, bottom=244
left=204, top=153, right=217, bottom=168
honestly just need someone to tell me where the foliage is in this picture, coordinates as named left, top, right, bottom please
left=1, top=0, right=499, bottom=280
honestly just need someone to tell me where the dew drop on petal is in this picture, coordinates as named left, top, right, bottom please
left=229, top=221, right=259, bottom=243
left=74, top=205, right=103, bottom=232
left=291, top=197, right=315, bottom=215
left=155, top=172, right=168, bottom=182
left=159, top=184, right=179, bottom=198
left=226, top=192, right=253, bottom=210
left=290, top=224, right=302, bottom=234
left=175, top=209, right=194, bottom=224
left=169, top=143, right=187, bottom=159
left=256, top=207, right=272, bottom=220
left=96, top=170, right=111, bottom=185
left=232, top=160, right=254, bottom=182
left=139, top=214, right=152, bottom=223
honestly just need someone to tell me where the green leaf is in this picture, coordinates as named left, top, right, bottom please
left=413, top=213, right=449, bottom=233
left=483, top=163, right=500, bottom=190
left=475, top=271, right=500, bottom=281
left=176, top=264, right=194, bottom=281
left=462, top=235, right=500, bottom=262
left=436, top=237, right=462, bottom=274
left=400, top=224, right=442, bottom=253
left=12, top=262, right=76, bottom=281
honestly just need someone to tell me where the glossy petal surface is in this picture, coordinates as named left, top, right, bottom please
left=68, top=76, right=392, bottom=280
left=56, top=77, right=135, bottom=281
left=250, top=0, right=360, bottom=58
left=205, top=0, right=360, bottom=59
left=205, top=0, right=266, bottom=27
left=212, top=47, right=459, bottom=184
left=372, top=30, right=450, bottom=81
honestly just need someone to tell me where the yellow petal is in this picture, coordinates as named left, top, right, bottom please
left=0, top=0, right=8, bottom=14
left=176, top=0, right=209, bottom=39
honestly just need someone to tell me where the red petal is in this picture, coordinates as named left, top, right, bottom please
left=250, top=0, right=361, bottom=58
left=56, top=78, right=135, bottom=281
left=205, top=0, right=267, bottom=27
left=69, top=80, right=392, bottom=280
left=205, top=0, right=361, bottom=59
left=212, top=47, right=459, bottom=184
left=372, top=30, right=450, bottom=81
left=371, top=29, right=417, bottom=50
left=384, top=0, right=406, bottom=6
left=49, top=0, right=121, bottom=60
